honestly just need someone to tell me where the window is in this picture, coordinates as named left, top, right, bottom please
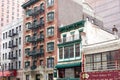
left=19, top=25, right=21, bottom=31
left=59, top=47, right=63, bottom=59
left=63, top=34, right=66, bottom=42
left=26, top=9, right=31, bottom=17
left=18, top=61, right=21, bottom=69
left=40, top=17, right=44, bottom=26
left=36, top=74, right=40, bottom=80
left=64, top=46, right=74, bottom=59
left=5, top=53, right=7, bottom=59
left=19, top=49, right=21, bottom=57
left=19, top=37, right=21, bottom=45
left=5, top=42, right=7, bottom=49
left=47, top=12, right=54, bottom=22
left=16, top=61, right=17, bottom=69
left=74, top=67, right=81, bottom=78
left=70, top=32, right=75, bottom=40
left=6, top=32, right=7, bottom=38
left=25, top=35, right=30, bottom=43
left=75, top=44, right=80, bottom=57
left=16, top=50, right=18, bottom=58
left=3, top=33, right=5, bottom=39
left=47, top=0, right=54, bottom=7
left=40, top=60, right=43, bottom=65
left=47, top=42, right=54, bottom=52
left=48, top=74, right=53, bottom=80
left=26, top=22, right=31, bottom=29
left=25, top=61, right=30, bottom=68
left=16, top=38, right=18, bottom=45
left=47, top=57, right=54, bottom=68
left=3, top=54, right=4, bottom=60
left=9, top=30, right=11, bottom=36
left=3, top=43, right=4, bottom=49
left=16, top=27, right=18, bottom=33
left=58, top=69, right=65, bottom=78
left=47, top=27, right=54, bottom=37
left=25, top=48, right=30, bottom=55
left=85, top=50, right=120, bottom=71
left=26, top=75, right=29, bottom=80
left=40, top=3, right=44, bottom=10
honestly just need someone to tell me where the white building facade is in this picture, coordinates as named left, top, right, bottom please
left=1, top=19, right=23, bottom=80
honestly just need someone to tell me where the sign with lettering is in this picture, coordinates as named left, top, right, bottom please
left=80, top=70, right=120, bottom=80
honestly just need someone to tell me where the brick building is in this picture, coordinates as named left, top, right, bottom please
left=22, top=0, right=102, bottom=80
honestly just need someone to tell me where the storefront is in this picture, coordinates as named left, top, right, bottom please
left=0, top=70, right=17, bottom=80
left=55, top=62, right=81, bottom=80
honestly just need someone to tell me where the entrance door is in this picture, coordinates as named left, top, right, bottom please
left=36, top=74, right=40, bottom=80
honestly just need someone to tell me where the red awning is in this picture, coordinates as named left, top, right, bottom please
left=0, top=70, right=17, bottom=77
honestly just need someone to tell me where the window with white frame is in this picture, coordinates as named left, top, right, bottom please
left=59, top=47, right=63, bottom=59
left=47, top=0, right=54, bottom=7
left=47, top=12, right=54, bottom=22
left=47, top=42, right=54, bottom=52
left=47, top=27, right=54, bottom=37
left=26, top=9, right=31, bottom=17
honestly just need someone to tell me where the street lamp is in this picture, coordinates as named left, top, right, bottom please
left=0, top=64, right=4, bottom=80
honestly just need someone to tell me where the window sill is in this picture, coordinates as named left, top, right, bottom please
left=47, top=4, right=54, bottom=8
left=47, top=19, right=54, bottom=23
left=47, top=50, right=54, bottom=53
left=47, top=35, right=54, bottom=38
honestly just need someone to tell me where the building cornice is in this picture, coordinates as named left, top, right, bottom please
left=22, top=0, right=40, bottom=9
left=59, top=20, right=85, bottom=33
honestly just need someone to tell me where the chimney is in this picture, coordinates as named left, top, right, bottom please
left=112, top=25, right=118, bottom=39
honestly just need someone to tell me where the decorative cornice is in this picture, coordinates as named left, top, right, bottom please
left=22, top=0, right=40, bottom=9
left=58, top=39, right=81, bottom=47
left=59, top=20, right=85, bottom=33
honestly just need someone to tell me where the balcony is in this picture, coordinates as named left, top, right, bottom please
left=29, top=36, right=37, bottom=43
left=12, top=32, right=18, bottom=36
left=22, top=0, right=40, bottom=9
left=8, top=67, right=17, bottom=71
left=57, top=78, right=80, bottom=80
left=8, top=43, right=17, bottom=48
left=8, top=56, right=17, bottom=60
left=36, top=49, right=44, bottom=56
left=58, top=34, right=81, bottom=47
left=8, top=44, right=13, bottom=48
left=8, top=32, right=18, bottom=37
left=8, top=33, right=13, bottom=37
left=31, top=65, right=37, bottom=70
left=37, top=35, right=44, bottom=42
left=28, top=50, right=37, bottom=56
left=39, top=8, right=44, bottom=14
left=39, top=20, right=44, bottom=27
left=12, top=43, right=17, bottom=47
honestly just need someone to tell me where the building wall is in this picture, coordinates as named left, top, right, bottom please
left=0, top=0, right=24, bottom=27
left=85, top=0, right=120, bottom=32
left=82, top=21, right=116, bottom=45
left=58, top=0, right=83, bottom=26
left=1, top=19, right=23, bottom=80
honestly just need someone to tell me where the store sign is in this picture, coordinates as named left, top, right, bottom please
left=80, top=70, right=120, bottom=80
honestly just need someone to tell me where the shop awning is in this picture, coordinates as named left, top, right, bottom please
left=55, top=62, right=81, bottom=69
left=0, top=70, right=17, bottom=77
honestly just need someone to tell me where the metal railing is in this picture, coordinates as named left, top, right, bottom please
left=58, top=34, right=81, bottom=44
left=57, top=78, right=80, bottom=80
left=85, top=61, right=120, bottom=72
